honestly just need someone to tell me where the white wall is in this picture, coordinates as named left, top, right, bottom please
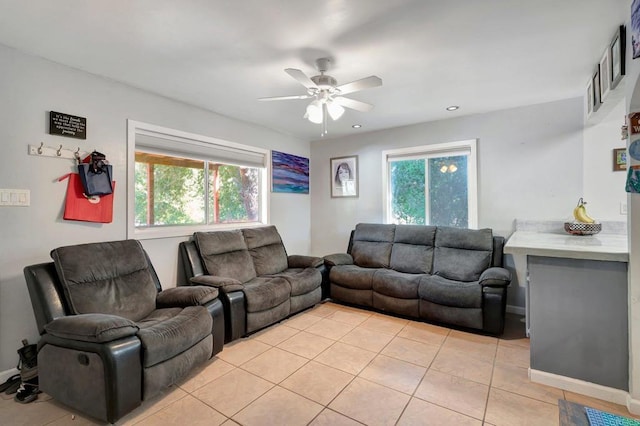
left=310, top=98, right=591, bottom=310
left=0, top=44, right=311, bottom=374
left=310, top=98, right=588, bottom=247
left=583, top=95, right=629, bottom=219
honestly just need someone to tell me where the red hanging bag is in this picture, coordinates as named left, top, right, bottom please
left=59, top=173, right=115, bottom=223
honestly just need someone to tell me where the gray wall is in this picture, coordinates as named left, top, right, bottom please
left=0, top=45, right=311, bottom=374
left=309, top=98, right=586, bottom=310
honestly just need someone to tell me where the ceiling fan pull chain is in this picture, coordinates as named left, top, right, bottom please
left=322, top=104, right=328, bottom=136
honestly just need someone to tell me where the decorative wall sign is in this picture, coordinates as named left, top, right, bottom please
left=628, top=113, right=640, bottom=134
left=629, top=139, right=640, bottom=161
left=49, top=111, right=87, bottom=139
left=271, top=150, right=309, bottom=194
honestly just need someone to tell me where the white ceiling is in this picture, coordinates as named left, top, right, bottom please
left=0, top=0, right=629, bottom=141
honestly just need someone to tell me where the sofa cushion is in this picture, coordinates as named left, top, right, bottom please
left=242, top=277, right=291, bottom=313
left=432, top=227, right=493, bottom=282
left=243, top=226, right=289, bottom=275
left=195, top=230, right=257, bottom=283
left=51, top=240, right=159, bottom=321
left=389, top=225, right=436, bottom=274
left=372, top=270, right=424, bottom=299
left=137, top=306, right=213, bottom=368
left=268, top=268, right=321, bottom=297
left=330, top=265, right=376, bottom=290
left=351, top=223, right=395, bottom=268
left=418, top=274, right=482, bottom=309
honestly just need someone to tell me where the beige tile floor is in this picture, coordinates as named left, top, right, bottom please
left=1, top=301, right=639, bottom=425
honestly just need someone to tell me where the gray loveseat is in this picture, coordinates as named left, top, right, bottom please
left=324, top=223, right=511, bottom=335
left=23, top=240, right=225, bottom=423
left=180, top=225, right=326, bottom=342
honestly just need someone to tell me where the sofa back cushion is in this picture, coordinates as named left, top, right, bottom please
left=195, top=230, right=257, bottom=283
left=389, top=225, right=436, bottom=274
left=243, top=226, right=288, bottom=275
left=350, top=223, right=395, bottom=268
left=51, top=240, right=159, bottom=321
left=432, top=227, right=493, bottom=282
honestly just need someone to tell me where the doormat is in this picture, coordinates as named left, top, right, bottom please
left=585, top=407, right=640, bottom=426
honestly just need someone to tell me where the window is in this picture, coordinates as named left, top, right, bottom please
left=382, top=140, right=477, bottom=228
left=127, top=121, right=268, bottom=239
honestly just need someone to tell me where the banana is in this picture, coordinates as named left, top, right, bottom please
left=573, top=198, right=596, bottom=224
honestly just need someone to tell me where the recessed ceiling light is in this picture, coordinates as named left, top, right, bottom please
left=352, top=124, right=362, bottom=128
left=446, top=106, right=459, bottom=111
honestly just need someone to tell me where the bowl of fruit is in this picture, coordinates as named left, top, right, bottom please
left=564, top=198, right=601, bottom=235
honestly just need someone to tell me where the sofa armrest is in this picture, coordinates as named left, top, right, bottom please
left=479, top=267, right=512, bottom=287
left=157, top=286, right=219, bottom=308
left=323, top=253, right=354, bottom=267
left=44, top=314, right=139, bottom=343
left=190, top=275, right=245, bottom=293
left=288, top=255, right=324, bottom=268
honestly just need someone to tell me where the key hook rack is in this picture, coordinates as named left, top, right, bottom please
left=29, top=142, right=87, bottom=162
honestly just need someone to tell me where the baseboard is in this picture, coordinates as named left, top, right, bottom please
left=506, top=304, right=525, bottom=316
left=628, top=395, right=640, bottom=416
left=529, top=369, right=629, bottom=407
left=0, top=367, right=19, bottom=384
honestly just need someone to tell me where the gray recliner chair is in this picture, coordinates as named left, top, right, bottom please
left=23, top=239, right=225, bottom=423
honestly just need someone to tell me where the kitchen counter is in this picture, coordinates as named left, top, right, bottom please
left=504, top=231, right=628, bottom=262
left=504, top=227, right=629, bottom=395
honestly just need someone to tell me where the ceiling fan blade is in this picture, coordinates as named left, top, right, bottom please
left=336, top=76, right=382, bottom=95
left=258, top=94, right=313, bottom=101
left=285, top=68, right=318, bottom=90
left=333, top=96, right=374, bottom=112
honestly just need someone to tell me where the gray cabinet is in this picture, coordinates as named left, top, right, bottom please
left=528, top=255, right=628, bottom=390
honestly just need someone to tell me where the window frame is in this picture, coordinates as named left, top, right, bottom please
left=127, top=120, right=269, bottom=240
left=381, top=139, right=478, bottom=228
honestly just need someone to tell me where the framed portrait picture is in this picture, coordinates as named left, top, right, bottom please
left=610, top=25, right=626, bottom=89
left=599, top=49, right=611, bottom=101
left=586, top=79, right=594, bottom=118
left=592, top=66, right=601, bottom=113
left=613, top=148, right=627, bottom=172
left=330, top=155, right=358, bottom=198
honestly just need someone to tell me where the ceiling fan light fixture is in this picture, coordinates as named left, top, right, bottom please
left=261, top=57, right=383, bottom=135
left=305, top=100, right=323, bottom=124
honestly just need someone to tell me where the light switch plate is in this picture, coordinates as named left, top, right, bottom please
left=0, top=189, right=30, bottom=206
left=621, top=202, right=627, bottom=215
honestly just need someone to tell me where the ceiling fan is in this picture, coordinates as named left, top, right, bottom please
left=259, top=58, right=382, bottom=136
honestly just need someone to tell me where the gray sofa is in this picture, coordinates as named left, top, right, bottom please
left=324, top=223, right=511, bottom=335
left=23, top=240, right=225, bottom=423
left=180, top=225, right=326, bottom=342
